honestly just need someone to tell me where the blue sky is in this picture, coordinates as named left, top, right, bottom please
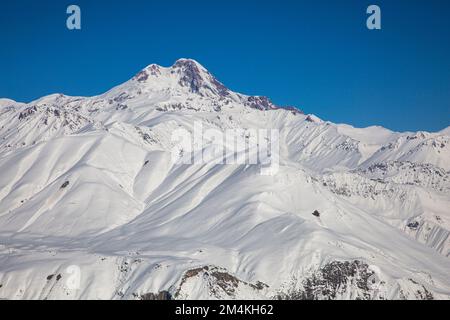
left=1, top=0, right=449, bottom=132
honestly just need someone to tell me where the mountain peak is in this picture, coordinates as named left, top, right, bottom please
left=172, top=58, right=204, bottom=69
left=126, top=59, right=303, bottom=112
left=171, top=58, right=209, bottom=94
left=131, top=58, right=228, bottom=96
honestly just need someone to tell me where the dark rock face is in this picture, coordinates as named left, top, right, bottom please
left=407, top=221, right=420, bottom=230
left=276, top=260, right=378, bottom=300
left=305, top=115, right=315, bottom=122
left=18, top=106, right=38, bottom=120
left=134, top=70, right=149, bottom=83
left=60, top=181, right=70, bottom=189
left=210, top=77, right=230, bottom=97
left=133, top=64, right=162, bottom=83
left=175, top=60, right=204, bottom=94
left=140, top=290, right=172, bottom=300
left=174, top=59, right=230, bottom=97
left=112, top=92, right=132, bottom=104
left=246, top=96, right=275, bottom=111
left=46, top=273, right=62, bottom=282
left=312, top=210, right=320, bottom=217
left=244, top=96, right=302, bottom=114
left=115, top=104, right=128, bottom=111
left=147, top=64, right=161, bottom=76
left=175, top=265, right=268, bottom=299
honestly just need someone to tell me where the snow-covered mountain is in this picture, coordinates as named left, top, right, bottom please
left=0, top=59, right=449, bottom=300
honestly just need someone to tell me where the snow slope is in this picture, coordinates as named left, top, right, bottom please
left=0, top=59, right=449, bottom=300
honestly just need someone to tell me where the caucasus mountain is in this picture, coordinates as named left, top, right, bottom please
left=0, top=59, right=449, bottom=300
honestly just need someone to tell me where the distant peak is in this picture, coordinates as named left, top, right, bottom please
left=172, top=58, right=204, bottom=69
left=133, top=59, right=211, bottom=92
left=128, top=59, right=306, bottom=111
left=169, top=59, right=229, bottom=96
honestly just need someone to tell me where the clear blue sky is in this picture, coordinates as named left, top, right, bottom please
left=1, top=0, right=449, bottom=132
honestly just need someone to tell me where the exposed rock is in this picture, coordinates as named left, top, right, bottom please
left=276, top=261, right=378, bottom=300
left=407, top=221, right=420, bottom=230
left=246, top=96, right=276, bottom=111
left=176, top=266, right=268, bottom=299
left=134, top=70, right=149, bottom=83
left=175, top=59, right=204, bottom=94
left=60, top=181, right=70, bottom=189
left=140, top=290, right=172, bottom=300
left=18, top=106, right=38, bottom=120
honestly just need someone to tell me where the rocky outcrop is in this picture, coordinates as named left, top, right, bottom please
left=140, top=291, right=172, bottom=300
left=175, top=266, right=268, bottom=299
left=276, top=261, right=379, bottom=300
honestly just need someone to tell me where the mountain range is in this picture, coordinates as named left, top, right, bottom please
left=0, top=59, right=449, bottom=300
